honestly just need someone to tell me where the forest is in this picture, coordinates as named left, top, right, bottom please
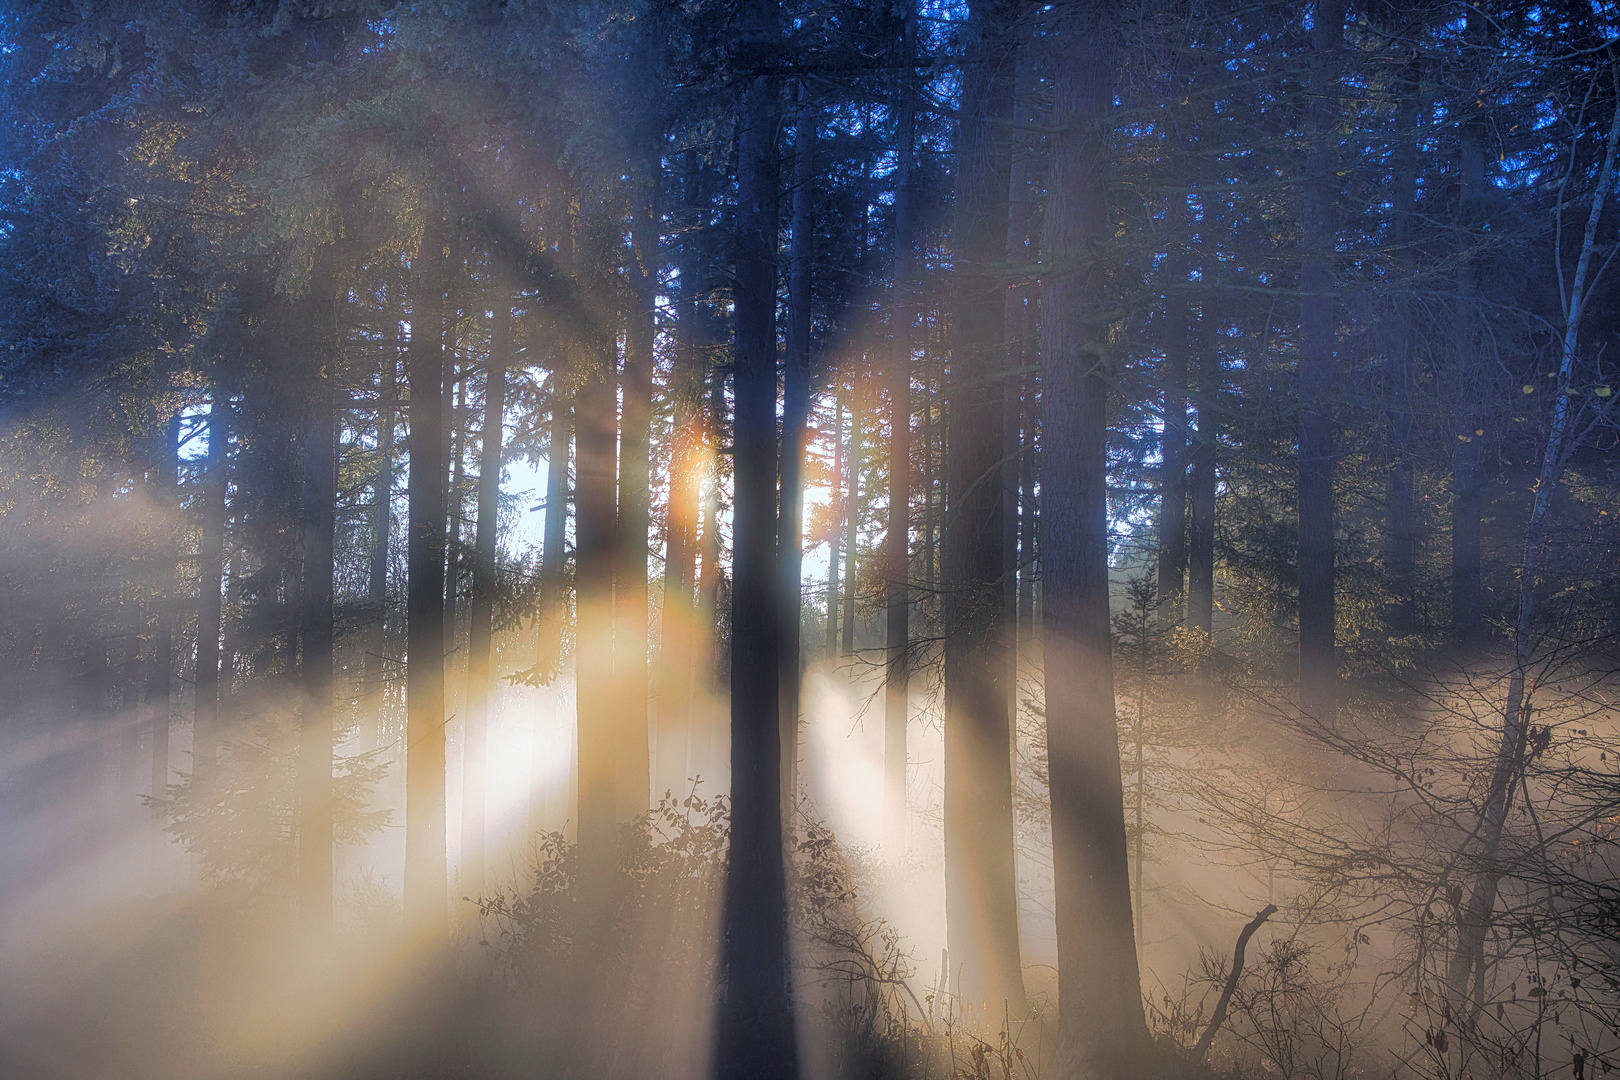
left=2, top=0, right=1619, bottom=1078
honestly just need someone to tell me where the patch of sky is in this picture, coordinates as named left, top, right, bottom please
left=177, top=401, right=214, bottom=463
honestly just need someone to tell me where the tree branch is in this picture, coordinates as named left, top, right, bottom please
left=1191, top=904, right=1278, bottom=1063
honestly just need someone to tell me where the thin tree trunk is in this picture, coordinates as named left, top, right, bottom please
left=1018, top=395, right=1036, bottom=640
left=1133, top=688, right=1145, bottom=961
left=148, top=414, right=179, bottom=887
left=193, top=394, right=230, bottom=790
left=464, top=303, right=509, bottom=902
left=1188, top=324, right=1217, bottom=636
left=574, top=289, right=620, bottom=887
left=537, top=375, right=571, bottom=682
left=1002, top=33, right=1036, bottom=771
left=618, top=165, right=657, bottom=824
left=825, top=395, right=843, bottom=661
left=1297, top=0, right=1346, bottom=726
left=1041, top=4, right=1149, bottom=1073
left=923, top=383, right=937, bottom=600
left=841, top=396, right=860, bottom=657
left=530, top=371, right=571, bottom=840
left=885, top=23, right=915, bottom=855
left=446, top=360, right=465, bottom=664
left=1451, top=61, right=1487, bottom=642
left=366, top=316, right=397, bottom=732
left=782, top=91, right=815, bottom=809
left=658, top=155, right=708, bottom=800
left=1384, top=58, right=1424, bottom=638
left=1158, top=283, right=1189, bottom=624
left=1447, top=78, right=1620, bottom=1015
left=298, top=250, right=338, bottom=937
left=658, top=367, right=699, bottom=799
left=943, top=0, right=1027, bottom=1021
left=690, top=367, right=725, bottom=786
left=404, top=210, right=450, bottom=940
left=716, top=2, right=797, bottom=1071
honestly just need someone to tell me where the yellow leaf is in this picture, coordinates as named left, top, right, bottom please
left=1523, top=385, right=1535, bottom=394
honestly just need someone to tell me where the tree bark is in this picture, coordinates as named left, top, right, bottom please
left=943, top=0, right=1027, bottom=1022
left=715, top=4, right=798, bottom=1072
left=404, top=210, right=450, bottom=940
left=1042, top=4, right=1150, bottom=1075
left=1297, top=0, right=1346, bottom=726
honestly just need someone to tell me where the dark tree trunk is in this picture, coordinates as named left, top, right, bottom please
left=404, top=211, right=450, bottom=940
left=1297, top=0, right=1346, bottom=725
left=885, top=23, right=915, bottom=855
left=464, top=303, right=509, bottom=902
left=298, top=250, right=338, bottom=937
left=942, top=0, right=1027, bottom=1020
left=1040, top=5, right=1149, bottom=1073
left=781, top=91, right=815, bottom=808
left=715, top=3, right=797, bottom=1073
left=193, top=394, right=230, bottom=789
